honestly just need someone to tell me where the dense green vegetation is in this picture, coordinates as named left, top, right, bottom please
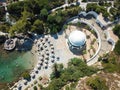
left=109, top=7, right=118, bottom=19
left=100, top=39, right=120, bottom=73
left=0, top=23, right=10, bottom=33
left=46, top=6, right=81, bottom=34
left=109, top=0, right=120, bottom=20
left=98, top=0, right=111, bottom=7
left=43, top=58, right=98, bottom=90
left=87, top=76, right=108, bottom=90
left=5, top=0, right=81, bottom=36
left=7, top=0, right=64, bottom=18
left=101, top=52, right=120, bottom=73
left=114, top=40, right=120, bottom=55
left=114, top=0, right=120, bottom=18
left=0, top=7, right=5, bottom=21
left=0, top=35, right=6, bottom=44
left=82, top=0, right=87, bottom=2
left=113, top=24, right=120, bottom=38
left=33, top=86, right=37, bottom=90
left=22, top=71, right=31, bottom=80
left=86, top=3, right=109, bottom=18
left=99, top=24, right=120, bottom=73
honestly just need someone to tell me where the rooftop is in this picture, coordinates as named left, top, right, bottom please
left=68, top=30, right=86, bottom=47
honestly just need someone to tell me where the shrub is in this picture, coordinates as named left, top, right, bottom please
left=87, top=76, right=108, bottom=90
left=114, top=40, right=120, bottom=55
left=113, top=24, right=120, bottom=38
left=33, top=86, right=37, bottom=90
left=44, top=58, right=98, bottom=90
left=82, top=0, right=87, bottom=2
left=102, top=52, right=120, bottom=73
left=0, top=35, right=6, bottom=44
left=22, top=71, right=31, bottom=80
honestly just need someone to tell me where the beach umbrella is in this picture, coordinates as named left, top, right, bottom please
left=44, top=60, right=48, bottom=64
left=45, top=56, right=49, bottom=60
left=50, top=43, right=53, bottom=46
left=44, top=44, right=47, bottom=48
left=56, top=57, right=60, bottom=61
left=51, top=55, right=55, bottom=58
left=17, top=84, right=22, bottom=89
left=51, top=46, right=54, bottom=50
left=38, top=60, right=43, bottom=65
left=47, top=40, right=50, bottom=44
left=51, top=59, right=54, bottom=63
left=42, top=39, right=45, bottom=43
left=30, top=73, right=35, bottom=79
left=44, top=64, right=48, bottom=69
left=23, top=80, right=28, bottom=85
left=40, top=38, right=43, bottom=42
left=45, top=48, right=49, bottom=51
left=46, top=52, right=49, bottom=56
left=41, top=54, right=44, bottom=58
left=35, top=70, right=38, bottom=74
left=51, top=50, right=54, bottom=54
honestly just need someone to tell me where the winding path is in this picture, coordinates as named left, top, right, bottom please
left=10, top=1, right=116, bottom=90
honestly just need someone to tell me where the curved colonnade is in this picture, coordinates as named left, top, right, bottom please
left=64, top=16, right=101, bottom=65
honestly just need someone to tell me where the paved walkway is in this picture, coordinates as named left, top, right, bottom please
left=9, top=0, right=118, bottom=89
left=84, top=18, right=112, bottom=65
left=86, top=18, right=112, bottom=54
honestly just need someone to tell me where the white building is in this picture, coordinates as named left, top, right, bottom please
left=68, top=30, right=86, bottom=50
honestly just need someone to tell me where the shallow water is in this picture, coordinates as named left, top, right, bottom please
left=0, top=45, right=36, bottom=83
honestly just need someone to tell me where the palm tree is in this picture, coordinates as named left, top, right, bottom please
left=52, top=63, right=60, bottom=78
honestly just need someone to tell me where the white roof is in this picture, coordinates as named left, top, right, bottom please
left=68, top=30, right=86, bottom=46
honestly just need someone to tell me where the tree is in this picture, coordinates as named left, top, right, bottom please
left=87, top=76, right=108, bottom=90
left=55, top=15, right=62, bottom=24
left=0, top=24, right=10, bottom=33
left=9, top=19, right=31, bottom=36
left=40, top=8, right=48, bottom=19
left=35, top=0, right=48, bottom=8
left=7, top=1, right=24, bottom=17
left=22, top=71, right=31, bottom=80
left=114, top=40, right=120, bottom=55
left=33, top=86, right=37, bottom=90
left=102, top=52, right=120, bottom=73
left=51, top=63, right=60, bottom=79
left=44, top=58, right=98, bottom=90
left=0, top=7, right=5, bottom=20
left=0, top=35, right=6, bottom=44
left=113, top=24, right=120, bottom=38
left=31, top=19, right=44, bottom=34
left=110, top=8, right=117, bottom=19
left=82, top=0, right=87, bottom=2
left=47, top=14, right=55, bottom=23
left=21, top=10, right=34, bottom=20
left=114, top=0, right=120, bottom=18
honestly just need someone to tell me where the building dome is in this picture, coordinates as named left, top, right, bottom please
left=68, top=30, right=86, bottom=47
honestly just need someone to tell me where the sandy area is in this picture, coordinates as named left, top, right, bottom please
left=11, top=25, right=99, bottom=90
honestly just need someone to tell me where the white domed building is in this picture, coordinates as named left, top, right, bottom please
left=68, top=30, right=86, bottom=50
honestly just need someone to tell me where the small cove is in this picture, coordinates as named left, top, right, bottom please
left=0, top=45, right=36, bottom=83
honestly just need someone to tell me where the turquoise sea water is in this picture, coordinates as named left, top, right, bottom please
left=0, top=45, right=36, bottom=83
